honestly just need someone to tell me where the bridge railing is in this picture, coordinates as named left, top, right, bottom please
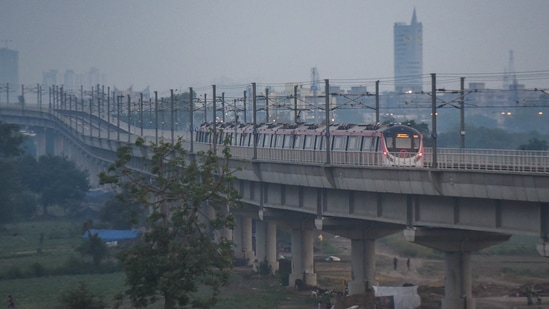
left=425, top=148, right=549, bottom=173
left=3, top=104, right=549, bottom=174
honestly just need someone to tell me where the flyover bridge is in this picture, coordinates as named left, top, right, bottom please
left=1, top=103, right=549, bottom=309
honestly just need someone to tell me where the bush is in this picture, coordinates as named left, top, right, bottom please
left=30, top=262, right=48, bottom=277
left=58, top=281, right=106, bottom=309
left=5, top=266, right=23, bottom=279
left=259, top=258, right=272, bottom=276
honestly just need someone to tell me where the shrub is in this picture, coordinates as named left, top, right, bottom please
left=259, top=257, right=272, bottom=276
left=5, top=266, right=23, bottom=279
left=30, top=262, right=48, bottom=277
left=58, top=281, right=106, bottom=309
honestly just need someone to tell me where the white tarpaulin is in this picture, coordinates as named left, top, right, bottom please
left=373, top=285, right=421, bottom=309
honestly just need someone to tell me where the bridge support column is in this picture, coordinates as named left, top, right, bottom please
left=289, top=226, right=316, bottom=287
left=404, top=228, right=511, bottom=309
left=255, top=220, right=278, bottom=273
left=53, top=133, right=65, bottom=156
left=35, top=131, right=47, bottom=159
left=348, top=238, right=376, bottom=295
left=536, top=205, right=549, bottom=258
left=233, top=216, right=254, bottom=264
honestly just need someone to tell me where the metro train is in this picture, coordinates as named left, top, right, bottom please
left=195, top=122, right=424, bottom=167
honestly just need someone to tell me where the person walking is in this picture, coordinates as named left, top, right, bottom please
left=393, top=256, right=398, bottom=270
left=7, top=295, right=15, bottom=309
left=407, top=257, right=411, bottom=271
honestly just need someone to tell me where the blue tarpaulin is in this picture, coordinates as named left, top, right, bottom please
left=82, top=229, right=141, bottom=242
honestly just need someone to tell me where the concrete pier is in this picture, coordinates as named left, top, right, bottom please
left=289, top=226, right=316, bottom=287
left=404, top=227, right=511, bottom=309
left=255, top=220, right=279, bottom=273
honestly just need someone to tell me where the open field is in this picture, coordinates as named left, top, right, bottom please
left=2, top=221, right=549, bottom=308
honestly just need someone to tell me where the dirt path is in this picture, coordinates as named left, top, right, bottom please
left=313, top=232, right=549, bottom=309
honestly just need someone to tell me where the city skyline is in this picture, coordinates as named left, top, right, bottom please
left=394, top=9, right=423, bottom=93
left=1, top=0, right=549, bottom=92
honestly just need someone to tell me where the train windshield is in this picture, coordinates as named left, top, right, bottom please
left=383, top=129, right=421, bottom=153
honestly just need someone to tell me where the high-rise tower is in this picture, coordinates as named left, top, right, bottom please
left=0, top=47, right=19, bottom=88
left=394, top=9, right=423, bottom=93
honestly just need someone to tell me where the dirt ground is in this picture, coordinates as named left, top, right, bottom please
left=309, top=233, right=549, bottom=309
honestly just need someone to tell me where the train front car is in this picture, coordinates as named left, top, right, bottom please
left=379, top=125, right=424, bottom=167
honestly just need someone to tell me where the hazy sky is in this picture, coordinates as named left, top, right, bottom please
left=2, top=0, right=549, bottom=92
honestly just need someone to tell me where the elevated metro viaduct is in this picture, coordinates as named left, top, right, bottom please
left=2, top=106, right=549, bottom=309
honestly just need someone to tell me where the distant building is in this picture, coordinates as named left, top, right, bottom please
left=0, top=48, right=19, bottom=90
left=63, top=70, right=76, bottom=91
left=394, top=9, right=423, bottom=93
left=42, top=69, right=58, bottom=87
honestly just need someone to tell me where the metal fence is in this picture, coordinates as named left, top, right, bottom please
left=2, top=104, right=549, bottom=174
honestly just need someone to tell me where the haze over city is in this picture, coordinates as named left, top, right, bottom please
left=2, top=0, right=549, bottom=91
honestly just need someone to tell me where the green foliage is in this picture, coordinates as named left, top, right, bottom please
left=99, top=195, right=142, bottom=229
left=0, top=131, right=30, bottom=222
left=58, top=281, right=106, bottom=309
left=438, top=124, right=549, bottom=149
left=0, top=121, right=24, bottom=158
left=30, top=262, right=48, bottom=277
left=0, top=160, right=21, bottom=223
left=34, top=155, right=89, bottom=215
left=402, top=119, right=430, bottom=137
left=380, top=233, right=444, bottom=259
left=479, top=235, right=538, bottom=255
left=99, top=137, right=240, bottom=309
left=258, top=258, right=272, bottom=277
left=318, top=239, right=339, bottom=255
left=518, top=138, right=548, bottom=150
left=77, top=233, right=110, bottom=266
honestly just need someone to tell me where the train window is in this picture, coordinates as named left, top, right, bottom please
left=395, top=136, right=412, bottom=149
left=263, top=134, right=272, bottom=148
left=241, top=133, right=249, bottom=146
left=303, top=136, right=315, bottom=150
left=362, top=137, right=374, bottom=151
left=332, top=136, right=346, bottom=151
left=283, top=135, right=293, bottom=149
left=412, top=135, right=420, bottom=149
left=386, top=137, right=394, bottom=149
left=294, top=135, right=304, bottom=149
left=347, top=136, right=361, bottom=151
left=274, top=135, right=284, bottom=148
left=318, top=136, right=325, bottom=150
left=258, top=134, right=266, bottom=147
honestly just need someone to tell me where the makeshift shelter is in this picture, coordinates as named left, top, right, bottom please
left=373, top=285, right=421, bottom=309
left=82, top=229, right=142, bottom=246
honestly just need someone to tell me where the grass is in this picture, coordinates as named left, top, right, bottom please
left=0, top=219, right=315, bottom=308
left=0, top=272, right=126, bottom=309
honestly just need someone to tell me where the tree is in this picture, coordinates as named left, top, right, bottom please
left=77, top=220, right=110, bottom=266
left=0, top=122, right=25, bottom=222
left=0, top=121, right=24, bottom=158
left=518, top=138, right=548, bottom=150
left=33, top=155, right=89, bottom=215
left=58, top=281, right=106, bottom=309
left=0, top=160, right=22, bottom=223
left=99, top=196, right=142, bottom=229
left=99, top=137, right=240, bottom=309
